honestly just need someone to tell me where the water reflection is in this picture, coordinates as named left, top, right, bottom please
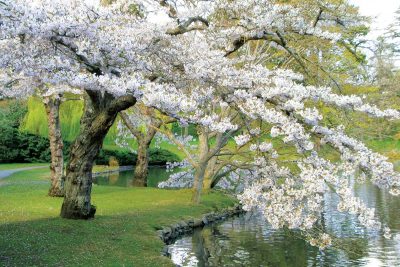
left=168, top=181, right=400, bottom=267
left=93, top=166, right=173, bottom=187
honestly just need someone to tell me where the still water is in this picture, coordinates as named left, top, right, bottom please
left=168, top=181, right=400, bottom=267
left=93, top=166, right=172, bottom=187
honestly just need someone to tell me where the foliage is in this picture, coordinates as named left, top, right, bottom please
left=95, top=149, right=136, bottom=166
left=0, top=99, right=181, bottom=165
left=149, top=148, right=180, bottom=166
left=0, top=100, right=51, bottom=163
left=94, top=147, right=179, bottom=166
left=21, top=96, right=119, bottom=144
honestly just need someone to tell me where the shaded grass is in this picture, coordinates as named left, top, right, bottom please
left=0, top=168, right=236, bottom=267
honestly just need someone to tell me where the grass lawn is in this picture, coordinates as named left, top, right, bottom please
left=0, top=168, right=236, bottom=266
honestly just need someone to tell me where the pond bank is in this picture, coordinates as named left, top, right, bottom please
left=92, top=165, right=134, bottom=177
left=158, top=204, right=244, bottom=246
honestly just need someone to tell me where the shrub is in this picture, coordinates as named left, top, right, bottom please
left=95, top=149, right=137, bottom=166
left=149, top=148, right=180, bottom=165
left=0, top=100, right=51, bottom=163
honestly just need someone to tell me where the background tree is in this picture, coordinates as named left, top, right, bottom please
left=118, top=103, right=175, bottom=186
left=43, top=93, right=65, bottom=197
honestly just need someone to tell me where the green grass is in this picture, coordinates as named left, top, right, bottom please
left=0, top=168, right=236, bottom=266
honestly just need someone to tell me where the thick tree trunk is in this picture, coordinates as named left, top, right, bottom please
left=192, top=129, right=209, bottom=204
left=132, top=139, right=151, bottom=186
left=60, top=93, right=136, bottom=219
left=44, top=95, right=65, bottom=197
left=192, top=163, right=207, bottom=204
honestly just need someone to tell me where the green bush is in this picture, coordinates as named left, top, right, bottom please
left=149, top=148, right=180, bottom=165
left=95, top=149, right=137, bottom=166
left=0, top=101, right=50, bottom=163
left=16, top=133, right=51, bottom=162
left=94, top=148, right=180, bottom=166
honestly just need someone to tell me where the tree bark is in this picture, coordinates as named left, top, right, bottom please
left=202, top=156, right=217, bottom=190
left=44, top=95, right=65, bottom=197
left=192, top=128, right=209, bottom=204
left=132, top=139, right=151, bottom=186
left=192, top=162, right=207, bottom=204
left=60, top=92, right=136, bottom=219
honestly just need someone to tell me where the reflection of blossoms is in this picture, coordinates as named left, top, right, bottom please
left=238, top=154, right=388, bottom=236
left=309, top=233, right=332, bottom=250
left=383, top=227, right=392, bottom=239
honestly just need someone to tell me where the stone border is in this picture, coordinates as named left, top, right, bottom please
left=92, top=165, right=134, bottom=177
left=157, top=204, right=245, bottom=248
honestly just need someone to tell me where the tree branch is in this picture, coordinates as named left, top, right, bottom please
left=166, top=16, right=209, bottom=35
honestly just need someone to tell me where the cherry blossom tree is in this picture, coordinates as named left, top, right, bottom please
left=0, top=0, right=149, bottom=218
left=154, top=97, right=259, bottom=203
left=1, top=0, right=400, bottom=249
left=117, top=103, right=175, bottom=186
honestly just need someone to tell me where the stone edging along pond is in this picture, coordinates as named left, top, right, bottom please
left=92, top=165, right=134, bottom=177
left=157, top=204, right=245, bottom=250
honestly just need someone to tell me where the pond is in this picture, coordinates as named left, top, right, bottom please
left=167, top=180, right=400, bottom=267
left=92, top=165, right=400, bottom=266
left=93, top=166, right=172, bottom=188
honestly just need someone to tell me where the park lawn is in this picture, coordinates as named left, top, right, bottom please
left=0, top=168, right=236, bottom=267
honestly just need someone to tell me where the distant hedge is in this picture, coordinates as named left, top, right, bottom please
left=149, top=148, right=180, bottom=165
left=0, top=101, right=52, bottom=163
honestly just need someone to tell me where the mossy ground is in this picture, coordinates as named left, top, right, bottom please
left=0, top=165, right=236, bottom=266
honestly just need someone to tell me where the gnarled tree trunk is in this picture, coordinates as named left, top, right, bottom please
left=44, top=95, right=65, bottom=197
left=131, top=139, right=151, bottom=186
left=60, top=92, right=136, bottom=219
